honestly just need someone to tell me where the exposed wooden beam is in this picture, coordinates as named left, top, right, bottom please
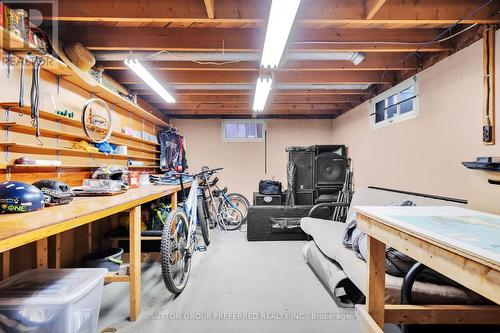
left=154, top=103, right=349, bottom=111
left=22, top=0, right=500, bottom=27
left=133, top=89, right=373, bottom=96
left=161, top=109, right=342, bottom=115
left=204, top=0, right=215, bottom=19
left=365, top=0, right=386, bottom=19
left=142, top=94, right=363, bottom=104
left=100, top=53, right=419, bottom=72
left=60, top=26, right=452, bottom=52
left=110, top=70, right=393, bottom=84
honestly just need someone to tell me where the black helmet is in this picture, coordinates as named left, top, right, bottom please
left=32, top=180, right=73, bottom=206
left=0, top=181, right=45, bottom=213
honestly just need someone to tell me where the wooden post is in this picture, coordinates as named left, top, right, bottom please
left=87, top=224, right=93, bottom=253
left=128, top=206, right=141, bottom=321
left=171, top=192, right=178, bottom=209
left=54, top=234, right=61, bottom=268
left=2, top=251, right=10, bottom=279
left=366, top=235, right=386, bottom=329
left=36, top=238, right=48, bottom=269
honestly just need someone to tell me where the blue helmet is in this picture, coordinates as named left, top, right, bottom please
left=0, top=181, right=45, bottom=213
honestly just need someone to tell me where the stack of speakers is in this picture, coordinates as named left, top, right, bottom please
left=287, top=145, right=347, bottom=205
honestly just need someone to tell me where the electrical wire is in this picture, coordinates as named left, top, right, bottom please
left=144, top=49, right=242, bottom=66
left=380, top=0, right=495, bottom=80
left=291, top=24, right=479, bottom=46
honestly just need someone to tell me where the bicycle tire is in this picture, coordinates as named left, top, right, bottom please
left=161, top=208, right=192, bottom=294
left=226, top=193, right=249, bottom=222
left=219, top=206, right=243, bottom=231
left=197, top=197, right=211, bottom=246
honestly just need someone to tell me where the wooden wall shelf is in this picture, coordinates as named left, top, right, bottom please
left=1, top=103, right=161, bottom=147
left=0, top=142, right=159, bottom=162
left=0, top=122, right=161, bottom=154
left=0, top=27, right=168, bottom=127
left=8, top=164, right=160, bottom=170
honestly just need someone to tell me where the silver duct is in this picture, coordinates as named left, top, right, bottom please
left=126, top=83, right=371, bottom=91
left=94, top=51, right=366, bottom=65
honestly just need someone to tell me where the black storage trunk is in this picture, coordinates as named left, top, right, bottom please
left=253, top=192, right=282, bottom=206
left=247, top=206, right=312, bottom=241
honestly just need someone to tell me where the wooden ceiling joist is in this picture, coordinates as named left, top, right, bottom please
left=154, top=102, right=349, bottom=111
left=59, top=26, right=452, bottom=52
left=23, top=0, right=499, bottom=28
left=365, top=0, right=387, bottom=20
left=204, top=0, right=215, bottom=19
left=142, top=94, right=363, bottom=104
left=110, top=70, right=393, bottom=84
left=100, top=53, right=419, bottom=72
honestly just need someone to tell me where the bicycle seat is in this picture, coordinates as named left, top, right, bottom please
left=212, top=187, right=227, bottom=197
left=209, top=177, right=219, bottom=186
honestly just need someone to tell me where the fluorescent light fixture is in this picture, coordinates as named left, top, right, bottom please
left=124, top=59, right=175, bottom=103
left=253, top=77, right=273, bottom=112
left=261, top=0, right=301, bottom=68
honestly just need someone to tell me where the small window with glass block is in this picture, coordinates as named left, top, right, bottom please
left=371, top=76, right=418, bottom=129
left=222, top=120, right=266, bottom=142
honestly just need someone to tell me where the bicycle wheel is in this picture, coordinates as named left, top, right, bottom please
left=219, top=206, right=243, bottom=231
left=197, top=197, right=211, bottom=246
left=161, top=208, right=192, bottom=294
left=227, top=193, right=249, bottom=222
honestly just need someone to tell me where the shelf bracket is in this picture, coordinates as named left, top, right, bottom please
left=6, top=52, right=12, bottom=79
left=56, top=75, right=61, bottom=95
left=4, top=107, right=10, bottom=122
left=5, top=146, right=10, bottom=172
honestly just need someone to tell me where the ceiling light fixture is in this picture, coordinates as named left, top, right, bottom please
left=260, top=0, right=301, bottom=68
left=253, top=77, right=273, bottom=112
left=124, top=59, right=175, bottom=103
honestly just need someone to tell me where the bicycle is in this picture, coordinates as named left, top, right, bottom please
left=160, top=169, right=214, bottom=294
left=199, top=167, right=249, bottom=231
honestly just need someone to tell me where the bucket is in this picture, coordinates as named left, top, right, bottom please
left=83, top=248, right=123, bottom=272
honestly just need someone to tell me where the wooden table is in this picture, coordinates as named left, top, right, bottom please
left=353, top=206, right=500, bottom=332
left=0, top=184, right=185, bottom=321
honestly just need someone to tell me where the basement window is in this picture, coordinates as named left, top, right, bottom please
left=222, top=120, right=266, bottom=142
left=370, top=76, right=418, bottom=129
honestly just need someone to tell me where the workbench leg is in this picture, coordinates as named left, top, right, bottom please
left=2, top=251, right=10, bottom=280
left=171, top=192, right=177, bottom=208
left=129, top=206, right=141, bottom=321
left=87, top=224, right=93, bottom=254
left=36, top=238, right=48, bottom=269
left=366, top=235, right=386, bottom=329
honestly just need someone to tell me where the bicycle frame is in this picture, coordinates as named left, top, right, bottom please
left=177, top=178, right=199, bottom=252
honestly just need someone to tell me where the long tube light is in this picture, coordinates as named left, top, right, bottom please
left=260, top=0, right=301, bottom=68
left=124, top=59, right=175, bottom=103
left=253, top=78, right=273, bottom=112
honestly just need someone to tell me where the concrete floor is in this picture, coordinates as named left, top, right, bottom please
left=97, top=230, right=362, bottom=333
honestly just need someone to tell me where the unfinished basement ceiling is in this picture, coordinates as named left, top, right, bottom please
left=29, top=0, right=500, bottom=118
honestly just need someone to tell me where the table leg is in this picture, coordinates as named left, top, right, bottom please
left=2, top=251, right=10, bottom=279
left=36, top=238, right=48, bottom=269
left=128, top=206, right=141, bottom=321
left=367, top=235, right=386, bottom=328
left=171, top=192, right=178, bottom=209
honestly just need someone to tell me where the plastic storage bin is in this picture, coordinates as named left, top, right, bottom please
left=0, top=268, right=107, bottom=333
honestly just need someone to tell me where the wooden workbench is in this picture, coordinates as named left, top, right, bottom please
left=354, top=206, right=500, bottom=332
left=0, top=184, right=185, bottom=321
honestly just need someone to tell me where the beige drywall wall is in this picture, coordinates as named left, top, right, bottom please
left=171, top=118, right=334, bottom=200
left=332, top=30, right=500, bottom=200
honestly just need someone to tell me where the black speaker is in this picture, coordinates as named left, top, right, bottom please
left=253, top=193, right=282, bottom=206
left=315, top=152, right=348, bottom=187
left=316, top=145, right=347, bottom=157
left=296, top=191, right=314, bottom=205
left=288, top=151, right=314, bottom=191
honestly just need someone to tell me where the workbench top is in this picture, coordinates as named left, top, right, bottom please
left=0, top=184, right=184, bottom=253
